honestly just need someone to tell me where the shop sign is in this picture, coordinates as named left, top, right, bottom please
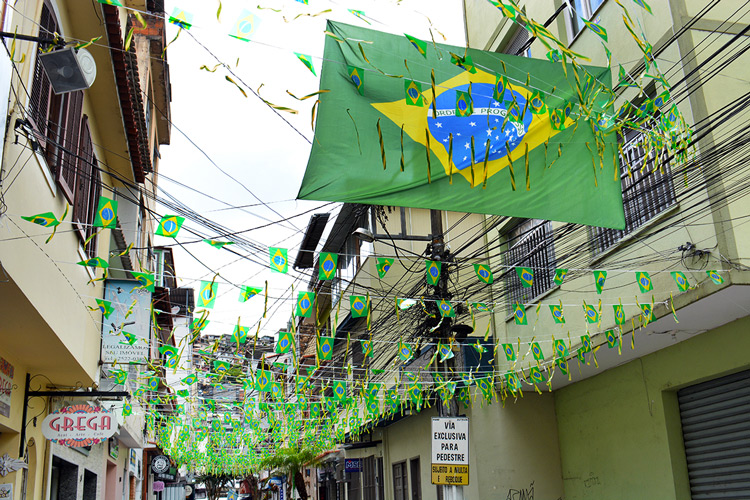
left=151, top=455, right=170, bottom=474
left=42, top=405, right=116, bottom=447
left=431, top=417, right=469, bottom=486
left=101, top=279, right=152, bottom=363
left=153, top=481, right=165, bottom=493
left=344, top=459, right=361, bottom=472
left=0, top=357, right=14, bottom=418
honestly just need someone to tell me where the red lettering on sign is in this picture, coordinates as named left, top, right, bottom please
left=87, top=416, right=98, bottom=430
left=62, top=417, right=74, bottom=431
left=76, top=416, right=86, bottom=431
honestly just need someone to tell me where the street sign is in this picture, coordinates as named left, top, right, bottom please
left=431, top=417, right=469, bottom=485
left=344, top=459, right=362, bottom=472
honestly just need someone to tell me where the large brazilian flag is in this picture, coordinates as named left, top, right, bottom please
left=298, top=21, right=625, bottom=229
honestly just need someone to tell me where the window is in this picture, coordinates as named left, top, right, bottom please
left=568, top=0, right=606, bottom=38
left=591, top=100, right=676, bottom=254
left=410, top=458, right=422, bottom=500
left=29, top=2, right=100, bottom=258
left=392, top=461, right=407, bottom=500
left=504, top=219, right=556, bottom=313
left=363, top=456, right=376, bottom=500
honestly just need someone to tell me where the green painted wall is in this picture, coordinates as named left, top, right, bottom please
left=555, top=314, right=750, bottom=499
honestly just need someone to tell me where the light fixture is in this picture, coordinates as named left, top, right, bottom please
left=39, top=47, right=97, bottom=94
left=352, top=227, right=375, bottom=243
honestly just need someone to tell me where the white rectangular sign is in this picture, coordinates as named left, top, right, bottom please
left=101, top=279, right=151, bottom=363
left=431, top=417, right=469, bottom=465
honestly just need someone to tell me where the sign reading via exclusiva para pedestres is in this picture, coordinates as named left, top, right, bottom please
left=431, top=417, right=469, bottom=486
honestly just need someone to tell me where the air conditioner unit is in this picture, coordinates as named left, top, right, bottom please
left=39, top=47, right=97, bottom=94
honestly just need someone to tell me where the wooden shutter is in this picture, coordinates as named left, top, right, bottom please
left=28, top=2, right=56, bottom=139
left=57, top=90, right=83, bottom=200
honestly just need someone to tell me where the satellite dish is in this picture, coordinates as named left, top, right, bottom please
left=39, top=47, right=97, bottom=94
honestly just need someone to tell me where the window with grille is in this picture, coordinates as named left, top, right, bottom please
left=591, top=122, right=676, bottom=254
left=392, top=461, right=407, bottom=500
left=504, top=219, right=556, bottom=313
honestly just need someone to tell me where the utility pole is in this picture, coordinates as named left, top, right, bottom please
left=430, top=209, right=464, bottom=500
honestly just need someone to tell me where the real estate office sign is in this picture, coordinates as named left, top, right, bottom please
left=431, top=417, right=469, bottom=485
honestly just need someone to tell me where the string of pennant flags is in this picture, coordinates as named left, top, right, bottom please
left=15, top=0, right=711, bottom=475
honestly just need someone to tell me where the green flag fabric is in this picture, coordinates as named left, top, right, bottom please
left=319, top=252, right=338, bottom=280
left=155, top=215, right=185, bottom=238
left=317, top=336, right=334, bottom=360
left=269, top=247, right=289, bottom=273
left=93, top=196, right=118, bottom=228
left=276, top=331, right=294, bottom=354
left=197, top=281, right=218, bottom=309
left=296, top=291, right=315, bottom=317
left=473, top=263, right=493, bottom=284
left=426, top=260, right=441, bottom=285
left=298, top=21, right=625, bottom=229
left=350, top=295, right=369, bottom=318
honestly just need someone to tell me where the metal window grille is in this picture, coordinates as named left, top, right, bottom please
left=592, top=124, right=676, bottom=254
left=504, top=219, right=556, bottom=313
left=363, top=456, right=376, bottom=500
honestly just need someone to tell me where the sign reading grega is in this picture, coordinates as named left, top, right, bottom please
left=42, top=404, right=116, bottom=447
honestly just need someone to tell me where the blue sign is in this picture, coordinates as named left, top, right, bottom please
left=345, top=459, right=362, bottom=472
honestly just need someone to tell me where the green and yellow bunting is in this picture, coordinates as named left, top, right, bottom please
left=296, top=291, right=315, bottom=317
left=317, top=336, right=334, bottom=360
left=22, top=212, right=61, bottom=228
left=594, top=270, right=607, bottom=294
left=582, top=19, right=608, bottom=42
left=319, top=252, right=338, bottom=280
left=213, top=360, right=231, bottom=373
left=348, top=66, right=365, bottom=95
left=168, top=8, right=193, bottom=29
left=231, top=325, right=249, bottom=344
left=513, top=302, right=527, bottom=325
left=376, top=257, right=394, bottom=278
left=502, top=343, right=515, bottom=361
left=405, top=80, right=425, bottom=106
left=404, top=33, right=427, bottom=58
left=553, top=268, right=568, bottom=286
left=671, top=271, right=690, bottom=291
left=132, top=272, right=155, bottom=292
left=229, top=9, right=259, bottom=41
left=438, top=341, right=454, bottom=361
left=706, top=270, right=724, bottom=285
left=276, top=331, right=294, bottom=354
left=613, top=303, right=625, bottom=325
left=182, top=373, right=198, bottom=385
left=398, top=341, right=414, bottom=362
left=197, top=281, right=218, bottom=309
left=471, top=302, right=492, bottom=313
left=516, top=267, right=534, bottom=288
left=437, top=299, right=455, bottom=318
left=530, top=341, right=544, bottom=361
left=549, top=303, right=565, bottom=324
left=350, top=295, right=369, bottom=318
left=426, top=260, right=441, bottom=285
left=93, top=196, right=118, bottom=228
left=578, top=335, right=590, bottom=353
left=78, top=257, right=108, bottom=269
left=255, top=370, right=272, bottom=392
left=332, top=380, right=347, bottom=401
left=606, top=329, right=619, bottom=348
left=455, top=89, right=473, bottom=117
left=95, top=299, right=114, bottom=318
left=640, top=303, right=653, bottom=324
left=361, top=339, right=373, bottom=358
left=473, top=263, right=493, bottom=284
left=529, top=366, right=545, bottom=384
left=269, top=247, right=288, bottom=273
left=631, top=0, right=653, bottom=14
left=636, top=271, right=653, bottom=293
left=583, top=301, right=599, bottom=324
left=528, top=90, right=547, bottom=114
left=155, top=215, right=185, bottom=238
left=295, top=53, right=316, bottom=75
left=553, top=339, right=569, bottom=359
left=97, top=0, right=123, bottom=5
left=556, top=358, right=569, bottom=376
left=239, top=285, right=263, bottom=302
left=203, top=239, right=234, bottom=249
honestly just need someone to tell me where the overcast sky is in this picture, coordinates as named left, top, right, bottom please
left=157, top=0, right=466, bottom=339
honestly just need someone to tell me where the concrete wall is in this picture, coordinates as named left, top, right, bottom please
left=555, top=315, right=750, bottom=499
